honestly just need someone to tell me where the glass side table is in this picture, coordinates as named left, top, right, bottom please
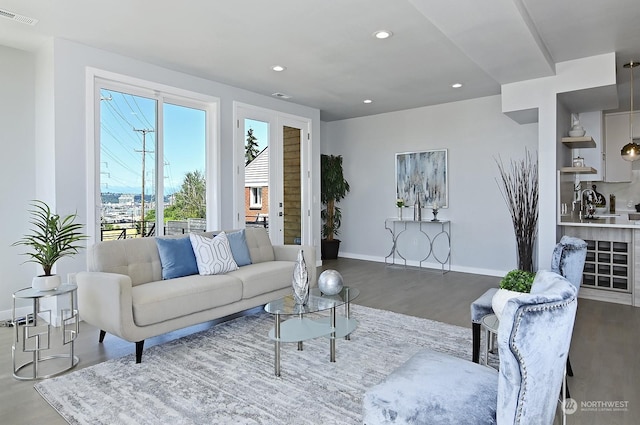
left=480, top=313, right=499, bottom=368
left=12, top=284, right=80, bottom=380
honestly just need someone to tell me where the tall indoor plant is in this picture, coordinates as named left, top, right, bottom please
left=495, top=149, right=539, bottom=272
left=321, top=154, right=350, bottom=259
left=13, top=200, right=87, bottom=290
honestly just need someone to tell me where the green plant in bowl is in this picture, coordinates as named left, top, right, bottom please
left=499, top=269, right=535, bottom=293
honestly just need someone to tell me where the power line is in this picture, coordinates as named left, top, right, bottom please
left=134, top=128, right=155, bottom=235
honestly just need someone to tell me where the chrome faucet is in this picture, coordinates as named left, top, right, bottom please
left=579, top=188, right=597, bottom=217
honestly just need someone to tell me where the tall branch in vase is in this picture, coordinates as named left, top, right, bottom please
left=495, top=149, right=539, bottom=273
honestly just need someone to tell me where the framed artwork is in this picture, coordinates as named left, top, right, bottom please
left=396, top=149, right=448, bottom=208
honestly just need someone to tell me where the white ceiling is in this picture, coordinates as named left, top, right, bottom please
left=1, top=0, right=639, bottom=121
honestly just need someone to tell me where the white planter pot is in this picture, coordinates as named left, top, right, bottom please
left=32, top=275, right=62, bottom=291
left=491, top=288, right=525, bottom=321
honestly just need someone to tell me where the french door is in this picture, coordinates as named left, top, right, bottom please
left=235, top=104, right=311, bottom=245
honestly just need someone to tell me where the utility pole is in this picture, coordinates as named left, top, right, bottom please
left=134, top=128, right=154, bottom=237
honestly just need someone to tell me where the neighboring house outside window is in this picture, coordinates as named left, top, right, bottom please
left=245, top=147, right=269, bottom=227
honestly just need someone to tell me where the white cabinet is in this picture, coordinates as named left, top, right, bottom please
left=604, top=112, right=636, bottom=182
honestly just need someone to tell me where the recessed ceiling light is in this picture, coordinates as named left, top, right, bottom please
left=363, top=99, right=373, bottom=104
left=373, top=30, right=392, bottom=40
left=451, top=83, right=463, bottom=88
left=271, top=65, right=286, bottom=72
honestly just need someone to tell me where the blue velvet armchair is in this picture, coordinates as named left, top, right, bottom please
left=470, top=236, right=587, bottom=363
left=362, top=270, right=578, bottom=425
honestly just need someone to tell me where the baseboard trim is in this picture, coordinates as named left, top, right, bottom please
left=337, top=251, right=507, bottom=277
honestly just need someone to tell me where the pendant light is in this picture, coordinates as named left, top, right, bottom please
left=620, top=61, right=640, bottom=161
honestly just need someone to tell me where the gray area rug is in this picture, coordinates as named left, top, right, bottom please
left=35, top=305, right=479, bottom=425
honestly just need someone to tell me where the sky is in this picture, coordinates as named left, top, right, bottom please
left=100, top=88, right=205, bottom=195
left=246, top=118, right=268, bottom=153
left=99, top=90, right=268, bottom=196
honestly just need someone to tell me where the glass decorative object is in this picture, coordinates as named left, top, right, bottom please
left=396, top=199, right=404, bottom=220
left=292, top=249, right=309, bottom=305
left=431, top=202, right=439, bottom=222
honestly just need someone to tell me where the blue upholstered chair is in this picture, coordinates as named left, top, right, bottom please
left=362, top=270, right=578, bottom=425
left=470, top=236, right=587, bottom=363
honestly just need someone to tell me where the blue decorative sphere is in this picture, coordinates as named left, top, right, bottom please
left=318, top=270, right=344, bottom=295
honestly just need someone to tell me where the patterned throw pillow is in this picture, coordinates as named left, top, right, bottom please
left=189, top=231, right=239, bottom=275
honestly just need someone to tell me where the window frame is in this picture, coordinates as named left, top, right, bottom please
left=86, top=68, right=220, bottom=244
left=250, top=187, right=262, bottom=209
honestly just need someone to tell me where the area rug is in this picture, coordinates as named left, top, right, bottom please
left=35, top=305, right=479, bottom=425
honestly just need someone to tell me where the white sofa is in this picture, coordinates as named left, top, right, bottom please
left=76, top=227, right=316, bottom=363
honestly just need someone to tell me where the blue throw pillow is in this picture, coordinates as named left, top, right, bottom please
left=227, top=229, right=252, bottom=267
left=156, top=237, right=199, bottom=279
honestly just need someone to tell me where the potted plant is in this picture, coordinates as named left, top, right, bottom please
left=492, top=269, right=535, bottom=320
left=13, top=200, right=88, bottom=291
left=495, top=149, right=539, bottom=272
left=321, top=154, right=350, bottom=259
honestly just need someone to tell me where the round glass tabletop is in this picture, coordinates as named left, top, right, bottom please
left=481, top=313, right=499, bottom=333
left=13, top=284, right=78, bottom=300
left=264, top=286, right=359, bottom=315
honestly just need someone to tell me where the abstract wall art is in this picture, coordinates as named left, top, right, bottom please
left=396, top=149, right=448, bottom=208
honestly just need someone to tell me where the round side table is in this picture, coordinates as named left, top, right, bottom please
left=12, top=284, right=80, bottom=380
left=480, top=313, right=499, bottom=368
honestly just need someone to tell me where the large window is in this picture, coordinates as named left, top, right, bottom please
left=96, top=81, right=210, bottom=240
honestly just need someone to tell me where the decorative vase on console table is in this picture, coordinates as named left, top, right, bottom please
left=396, top=199, right=405, bottom=220
left=431, top=202, right=439, bottom=222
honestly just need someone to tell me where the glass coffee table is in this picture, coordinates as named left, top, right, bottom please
left=264, top=286, right=359, bottom=376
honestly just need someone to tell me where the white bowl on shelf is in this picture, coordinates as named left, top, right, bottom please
left=568, top=129, right=586, bottom=137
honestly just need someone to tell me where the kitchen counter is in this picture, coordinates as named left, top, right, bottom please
left=560, top=212, right=640, bottom=228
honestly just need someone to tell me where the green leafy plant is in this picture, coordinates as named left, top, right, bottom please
left=321, top=154, right=350, bottom=241
left=499, top=269, right=535, bottom=293
left=12, top=200, right=88, bottom=276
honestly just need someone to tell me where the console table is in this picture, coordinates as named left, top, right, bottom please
left=12, top=284, right=79, bottom=380
left=384, top=218, right=451, bottom=273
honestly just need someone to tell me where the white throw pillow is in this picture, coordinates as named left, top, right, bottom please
left=189, top=231, right=239, bottom=275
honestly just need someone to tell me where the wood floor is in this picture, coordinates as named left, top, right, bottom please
left=0, top=258, right=638, bottom=424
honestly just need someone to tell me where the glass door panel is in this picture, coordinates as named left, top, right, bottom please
left=282, top=125, right=302, bottom=245
left=99, top=88, right=157, bottom=240
left=244, top=119, right=269, bottom=231
left=162, top=103, right=206, bottom=235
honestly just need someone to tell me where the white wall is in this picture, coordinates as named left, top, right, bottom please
left=502, top=53, right=617, bottom=265
left=0, top=46, right=37, bottom=314
left=322, top=95, right=538, bottom=275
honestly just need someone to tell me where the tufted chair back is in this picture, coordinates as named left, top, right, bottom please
left=497, top=270, right=578, bottom=424
left=550, top=235, right=587, bottom=292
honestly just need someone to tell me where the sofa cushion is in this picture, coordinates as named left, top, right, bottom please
left=227, top=260, right=294, bottom=299
left=156, top=236, right=199, bottom=279
left=227, top=229, right=252, bottom=267
left=131, top=274, right=243, bottom=326
left=244, top=227, right=275, bottom=263
left=88, top=237, right=162, bottom=286
left=190, top=232, right=239, bottom=275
